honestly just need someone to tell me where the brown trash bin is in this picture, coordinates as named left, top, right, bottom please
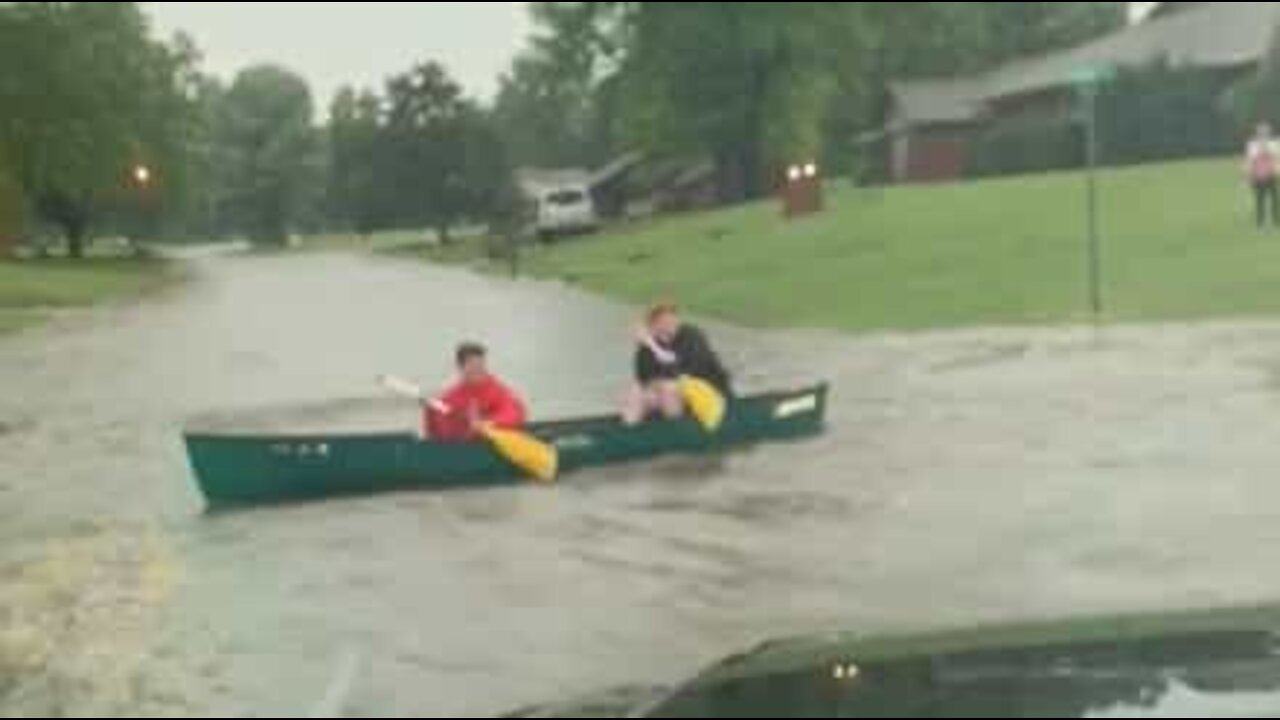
left=782, top=162, right=824, bottom=219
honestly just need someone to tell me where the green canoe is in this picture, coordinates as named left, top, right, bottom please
left=185, top=384, right=828, bottom=509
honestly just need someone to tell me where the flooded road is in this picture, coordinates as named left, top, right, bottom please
left=5, top=252, right=1280, bottom=717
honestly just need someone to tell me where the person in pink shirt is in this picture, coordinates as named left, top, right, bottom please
left=1245, top=122, right=1280, bottom=228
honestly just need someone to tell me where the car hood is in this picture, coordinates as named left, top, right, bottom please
left=502, top=686, right=667, bottom=718
left=508, top=607, right=1280, bottom=718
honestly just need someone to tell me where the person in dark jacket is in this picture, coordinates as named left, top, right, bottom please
left=623, top=303, right=732, bottom=425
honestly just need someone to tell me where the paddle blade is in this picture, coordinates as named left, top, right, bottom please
left=483, top=427, right=559, bottom=484
left=680, top=376, right=727, bottom=432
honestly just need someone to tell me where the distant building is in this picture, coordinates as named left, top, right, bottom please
left=882, top=1, right=1280, bottom=183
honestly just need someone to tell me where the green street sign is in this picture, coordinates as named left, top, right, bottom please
left=1071, top=64, right=1118, bottom=87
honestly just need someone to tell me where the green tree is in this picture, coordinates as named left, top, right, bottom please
left=99, top=29, right=208, bottom=247
left=178, top=73, right=229, bottom=241
left=137, top=31, right=213, bottom=243
left=0, top=156, right=24, bottom=255
left=456, top=106, right=518, bottom=227
left=328, top=86, right=386, bottom=235
left=1236, top=24, right=1280, bottom=130
left=493, top=2, right=624, bottom=169
left=617, top=3, right=867, bottom=201
left=381, top=62, right=512, bottom=243
left=216, top=64, right=317, bottom=246
left=493, top=52, right=598, bottom=168
left=0, top=2, right=199, bottom=256
left=382, top=62, right=466, bottom=241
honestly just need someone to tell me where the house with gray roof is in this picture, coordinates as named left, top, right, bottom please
left=883, top=2, right=1280, bottom=183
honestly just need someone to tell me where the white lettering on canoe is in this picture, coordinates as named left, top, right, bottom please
left=774, top=394, right=819, bottom=419
left=554, top=435, right=596, bottom=451
left=270, top=443, right=332, bottom=459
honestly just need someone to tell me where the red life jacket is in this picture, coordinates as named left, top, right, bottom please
left=423, top=375, right=528, bottom=442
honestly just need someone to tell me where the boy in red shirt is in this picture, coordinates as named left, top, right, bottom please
left=425, top=343, right=528, bottom=442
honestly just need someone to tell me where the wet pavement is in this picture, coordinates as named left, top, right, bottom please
left=4, top=252, right=1280, bottom=717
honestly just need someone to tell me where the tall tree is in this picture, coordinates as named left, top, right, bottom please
left=1238, top=23, right=1280, bottom=129
left=328, top=86, right=386, bottom=235
left=382, top=62, right=465, bottom=241
left=493, top=52, right=598, bottom=168
left=0, top=155, right=23, bottom=255
left=178, top=73, right=229, bottom=241
left=216, top=64, right=317, bottom=246
left=328, top=65, right=516, bottom=240
left=380, top=61, right=510, bottom=242
left=616, top=3, right=868, bottom=201
left=493, top=1, right=624, bottom=169
left=0, top=2, right=198, bottom=256
left=455, top=106, right=518, bottom=227
left=137, top=31, right=212, bottom=242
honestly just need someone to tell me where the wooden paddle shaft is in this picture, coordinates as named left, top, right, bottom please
left=378, top=374, right=449, bottom=414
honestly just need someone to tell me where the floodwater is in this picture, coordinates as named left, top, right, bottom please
left=5, top=252, right=1280, bottom=717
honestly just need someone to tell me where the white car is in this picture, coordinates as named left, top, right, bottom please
left=535, top=186, right=598, bottom=241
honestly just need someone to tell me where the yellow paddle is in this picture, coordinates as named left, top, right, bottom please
left=639, top=334, right=728, bottom=433
left=679, top=375, right=727, bottom=433
left=478, top=424, right=558, bottom=484
left=378, top=374, right=558, bottom=483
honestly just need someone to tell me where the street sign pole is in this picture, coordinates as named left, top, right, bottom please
left=1073, top=65, right=1113, bottom=324
left=1085, top=85, right=1102, bottom=321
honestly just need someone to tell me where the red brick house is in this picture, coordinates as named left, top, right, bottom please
left=882, top=1, right=1280, bottom=183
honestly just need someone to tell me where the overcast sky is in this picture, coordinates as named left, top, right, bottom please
left=148, top=2, right=531, bottom=109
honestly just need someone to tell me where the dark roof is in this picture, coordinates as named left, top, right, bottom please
left=588, top=151, right=645, bottom=188
left=986, top=1, right=1280, bottom=100
left=669, top=161, right=715, bottom=189
left=891, top=2, right=1280, bottom=126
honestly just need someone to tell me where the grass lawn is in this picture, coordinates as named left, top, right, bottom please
left=0, top=258, right=175, bottom=335
left=505, top=157, right=1279, bottom=332
left=0, top=309, right=39, bottom=334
